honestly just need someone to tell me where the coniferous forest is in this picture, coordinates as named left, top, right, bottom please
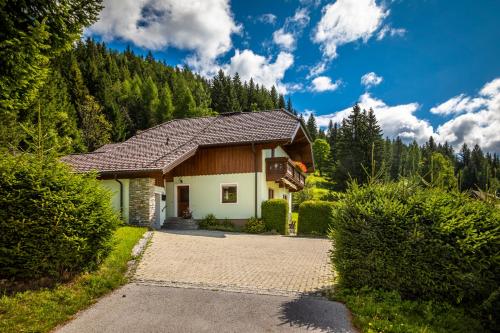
left=1, top=38, right=292, bottom=154
left=305, top=105, right=500, bottom=193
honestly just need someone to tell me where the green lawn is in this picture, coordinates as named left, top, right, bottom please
left=0, top=226, right=147, bottom=333
left=329, top=288, right=484, bottom=333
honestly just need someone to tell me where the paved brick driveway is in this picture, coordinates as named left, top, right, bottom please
left=134, top=230, right=333, bottom=295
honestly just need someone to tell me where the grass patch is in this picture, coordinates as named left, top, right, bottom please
left=329, top=287, right=485, bottom=333
left=0, top=226, right=147, bottom=333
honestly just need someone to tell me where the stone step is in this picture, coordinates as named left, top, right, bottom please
left=162, top=218, right=199, bottom=230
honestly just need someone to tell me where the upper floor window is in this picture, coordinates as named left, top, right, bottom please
left=221, top=184, right=237, bottom=203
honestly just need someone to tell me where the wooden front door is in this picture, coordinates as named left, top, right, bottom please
left=177, top=185, right=189, bottom=217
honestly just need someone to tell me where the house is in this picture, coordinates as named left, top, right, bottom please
left=62, top=109, right=314, bottom=228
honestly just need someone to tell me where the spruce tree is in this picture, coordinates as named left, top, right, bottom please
left=306, top=114, right=318, bottom=141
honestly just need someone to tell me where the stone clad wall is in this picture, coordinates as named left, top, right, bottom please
left=129, top=178, right=155, bottom=226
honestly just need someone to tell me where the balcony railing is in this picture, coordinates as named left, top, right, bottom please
left=265, top=157, right=306, bottom=191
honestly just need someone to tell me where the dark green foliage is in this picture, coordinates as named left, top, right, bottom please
left=331, top=287, right=485, bottom=333
left=330, top=181, right=500, bottom=330
left=306, top=114, right=318, bottom=141
left=261, top=199, right=289, bottom=235
left=297, top=200, right=335, bottom=235
left=243, top=217, right=266, bottom=234
left=0, top=0, right=103, bottom=150
left=198, top=214, right=236, bottom=232
left=327, top=104, right=384, bottom=190
left=312, top=139, right=330, bottom=176
left=0, top=154, right=120, bottom=280
left=198, top=213, right=218, bottom=229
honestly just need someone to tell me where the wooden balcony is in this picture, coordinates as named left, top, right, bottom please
left=265, top=157, right=306, bottom=192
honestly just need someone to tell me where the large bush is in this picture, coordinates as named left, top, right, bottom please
left=330, top=181, right=500, bottom=329
left=0, top=154, right=120, bottom=280
left=261, top=199, right=288, bottom=234
left=298, top=200, right=335, bottom=235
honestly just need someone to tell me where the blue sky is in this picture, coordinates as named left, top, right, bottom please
left=86, top=0, right=500, bottom=152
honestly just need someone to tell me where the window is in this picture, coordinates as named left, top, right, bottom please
left=283, top=194, right=287, bottom=200
left=221, top=184, right=237, bottom=203
left=268, top=189, right=274, bottom=199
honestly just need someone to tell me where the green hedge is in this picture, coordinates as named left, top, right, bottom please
left=261, top=199, right=288, bottom=234
left=330, top=181, right=500, bottom=330
left=298, top=200, right=335, bottom=235
left=0, top=154, right=120, bottom=280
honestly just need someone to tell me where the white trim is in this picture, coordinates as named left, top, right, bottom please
left=174, top=183, right=190, bottom=217
left=220, top=183, right=238, bottom=204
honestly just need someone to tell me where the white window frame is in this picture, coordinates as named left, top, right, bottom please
left=220, top=183, right=238, bottom=204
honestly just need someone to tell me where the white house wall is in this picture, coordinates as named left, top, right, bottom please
left=100, top=179, right=130, bottom=223
left=166, top=172, right=264, bottom=220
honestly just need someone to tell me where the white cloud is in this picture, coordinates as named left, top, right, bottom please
left=306, top=77, right=500, bottom=152
left=313, top=0, right=388, bottom=59
left=272, top=7, right=310, bottom=51
left=310, top=93, right=433, bottom=143
left=307, top=60, right=329, bottom=78
left=430, top=94, right=486, bottom=115
left=433, top=78, right=500, bottom=152
left=87, top=0, right=240, bottom=64
left=311, top=76, right=340, bottom=92
left=376, top=25, right=406, bottom=40
left=273, top=29, right=295, bottom=50
left=224, top=49, right=294, bottom=94
left=361, top=72, right=383, bottom=88
left=257, top=13, right=277, bottom=25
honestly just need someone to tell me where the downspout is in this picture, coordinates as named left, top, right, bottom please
left=114, top=175, right=124, bottom=220
left=252, top=143, right=258, bottom=217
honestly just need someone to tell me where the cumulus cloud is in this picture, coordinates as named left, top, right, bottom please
left=313, top=0, right=388, bottom=59
left=310, top=76, right=340, bottom=92
left=376, top=25, right=407, bottom=40
left=305, top=78, right=500, bottom=152
left=433, top=78, right=500, bottom=152
left=310, top=93, right=433, bottom=144
left=87, top=0, right=240, bottom=64
left=361, top=72, right=383, bottom=88
left=224, top=49, right=294, bottom=94
left=273, top=29, right=295, bottom=50
left=272, top=7, right=310, bottom=51
left=430, top=94, right=486, bottom=115
left=257, top=13, right=277, bottom=25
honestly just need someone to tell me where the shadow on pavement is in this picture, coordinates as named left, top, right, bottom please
left=278, top=292, right=355, bottom=333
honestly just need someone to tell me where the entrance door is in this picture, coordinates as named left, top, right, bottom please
left=177, top=185, right=189, bottom=217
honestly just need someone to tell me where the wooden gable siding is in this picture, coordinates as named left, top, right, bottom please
left=171, top=144, right=266, bottom=177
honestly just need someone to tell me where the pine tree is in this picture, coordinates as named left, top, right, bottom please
left=278, top=94, right=286, bottom=109
left=142, top=76, right=159, bottom=128
left=286, top=97, right=293, bottom=113
left=157, top=84, right=174, bottom=122
left=306, top=114, right=318, bottom=141
left=78, top=95, right=111, bottom=151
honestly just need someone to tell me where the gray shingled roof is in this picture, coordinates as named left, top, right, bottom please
left=62, top=109, right=304, bottom=174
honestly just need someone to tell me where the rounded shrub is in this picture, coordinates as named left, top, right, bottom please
left=244, top=217, right=265, bottom=234
left=297, top=200, right=335, bottom=235
left=0, top=154, right=120, bottom=280
left=330, top=181, right=500, bottom=329
left=261, top=199, right=288, bottom=234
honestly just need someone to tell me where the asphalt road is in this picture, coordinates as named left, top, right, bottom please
left=57, top=283, right=356, bottom=333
